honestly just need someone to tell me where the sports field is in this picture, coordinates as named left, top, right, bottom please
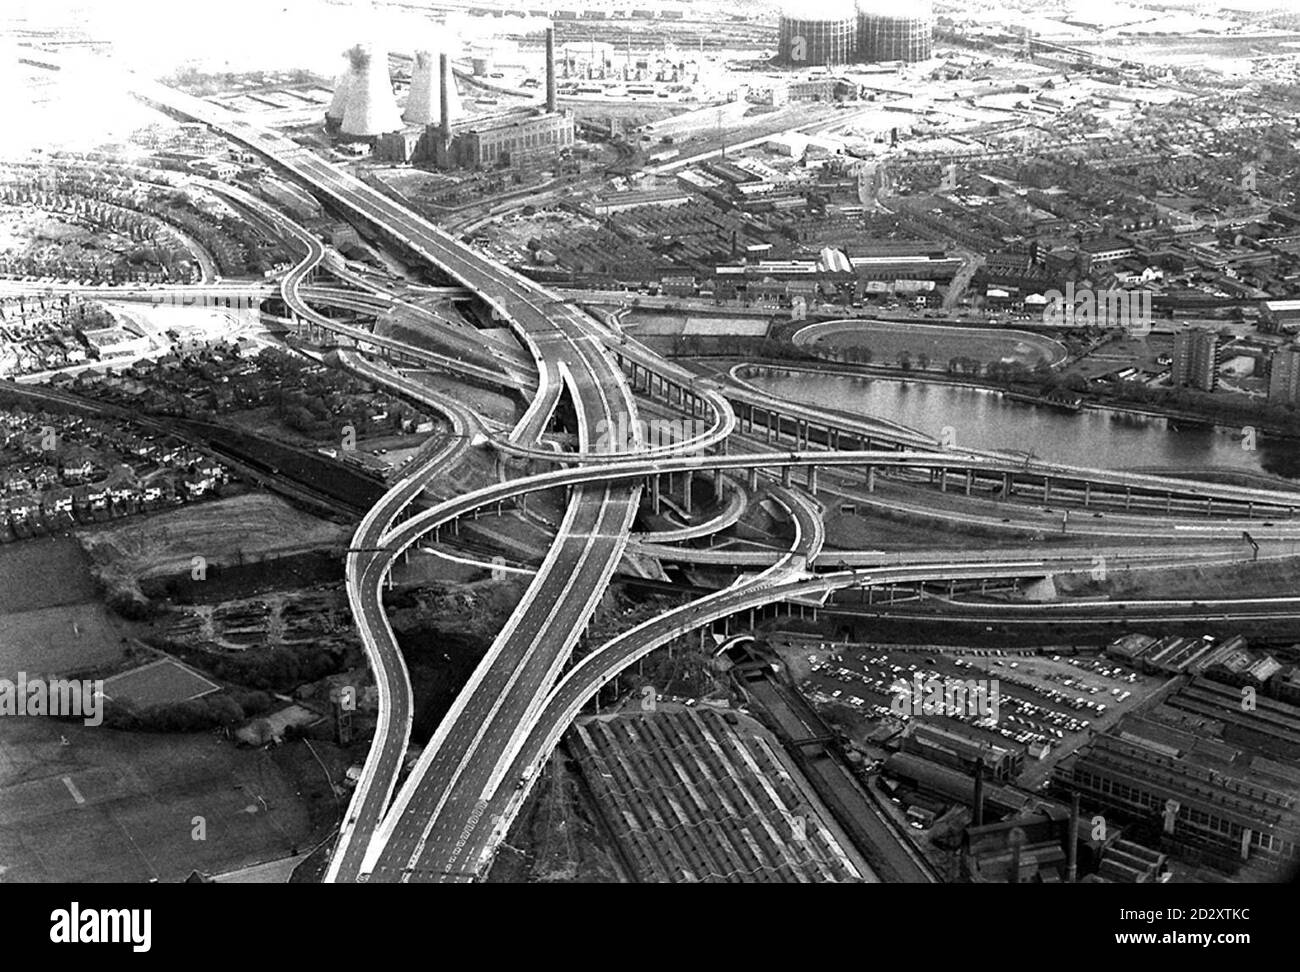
left=102, top=659, right=220, bottom=707
left=0, top=718, right=313, bottom=881
left=794, top=320, right=1067, bottom=370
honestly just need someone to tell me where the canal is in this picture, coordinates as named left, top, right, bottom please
left=745, top=369, right=1300, bottom=481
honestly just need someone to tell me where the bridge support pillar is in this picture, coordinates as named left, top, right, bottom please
left=767, top=411, right=776, bottom=444
left=651, top=475, right=661, bottom=514
left=939, top=468, right=948, bottom=493
left=1083, top=482, right=1091, bottom=508
left=965, top=470, right=973, bottom=496
left=1124, top=487, right=1132, bottom=512
left=714, top=467, right=723, bottom=493
left=865, top=465, right=875, bottom=493
left=683, top=471, right=693, bottom=514
left=1002, top=472, right=1013, bottom=499
left=782, top=465, right=792, bottom=488
left=1205, top=497, right=1213, bottom=517
left=808, top=465, right=818, bottom=495
left=748, top=467, right=759, bottom=491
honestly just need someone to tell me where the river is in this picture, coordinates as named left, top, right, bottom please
left=744, top=369, right=1300, bottom=481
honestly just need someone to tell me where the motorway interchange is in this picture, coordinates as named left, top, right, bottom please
left=45, top=54, right=1300, bottom=882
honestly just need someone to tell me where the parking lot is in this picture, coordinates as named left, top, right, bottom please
left=775, top=638, right=1162, bottom=790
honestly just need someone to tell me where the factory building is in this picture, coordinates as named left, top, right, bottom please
left=1053, top=679, right=1300, bottom=873
left=856, top=0, right=934, bottom=63
left=776, top=0, right=858, bottom=67
left=1261, top=298, right=1300, bottom=332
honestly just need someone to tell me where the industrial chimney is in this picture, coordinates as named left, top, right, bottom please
left=545, top=26, right=557, bottom=113
left=439, top=51, right=453, bottom=151
left=341, top=43, right=402, bottom=138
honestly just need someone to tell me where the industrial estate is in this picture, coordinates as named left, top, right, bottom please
left=2, top=0, right=1300, bottom=898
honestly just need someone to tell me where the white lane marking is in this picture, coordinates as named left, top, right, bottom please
left=62, top=776, right=85, bottom=805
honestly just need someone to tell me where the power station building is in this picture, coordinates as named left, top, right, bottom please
left=430, top=29, right=572, bottom=170
left=330, top=29, right=571, bottom=172
left=438, top=110, right=574, bottom=169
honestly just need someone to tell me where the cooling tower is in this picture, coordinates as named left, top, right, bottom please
left=326, top=68, right=353, bottom=125
left=857, top=0, right=934, bottom=63
left=404, top=50, right=437, bottom=124
left=407, top=48, right=465, bottom=128
left=341, top=44, right=402, bottom=138
left=776, top=0, right=857, bottom=67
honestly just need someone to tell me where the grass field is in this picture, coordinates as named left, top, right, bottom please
left=0, top=536, right=132, bottom=676
left=0, top=718, right=313, bottom=882
left=0, top=537, right=97, bottom=615
left=0, top=602, right=131, bottom=676
left=796, top=320, right=1068, bottom=370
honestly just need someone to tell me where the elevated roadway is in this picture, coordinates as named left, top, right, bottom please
left=49, top=53, right=1300, bottom=884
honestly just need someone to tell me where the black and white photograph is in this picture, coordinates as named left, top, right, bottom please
left=0, top=0, right=1295, bottom=954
